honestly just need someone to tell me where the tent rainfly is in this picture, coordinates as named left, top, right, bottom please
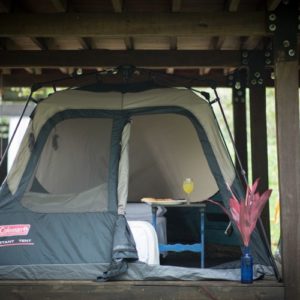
left=0, top=84, right=276, bottom=280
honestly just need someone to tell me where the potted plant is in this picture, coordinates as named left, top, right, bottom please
left=209, top=179, right=272, bottom=283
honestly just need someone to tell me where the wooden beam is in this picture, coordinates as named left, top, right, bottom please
left=226, top=0, right=240, bottom=12
left=0, top=12, right=268, bottom=37
left=51, top=0, right=67, bottom=12
left=0, top=70, right=230, bottom=87
left=232, top=70, right=248, bottom=184
left=111, top=0, right=123, bottom=12
left=172, top=0, right=181, bottom=12
left=275, top=60, right=300, bottom=300
left=0, top=280, right=285, bottom=300
left=0, top=0, right=11, bottom=13
left=249, top=82, right=270, bottom=242
left=0, top=50, right=243, bottom=68
left=267, top=0, right=282, bottom=11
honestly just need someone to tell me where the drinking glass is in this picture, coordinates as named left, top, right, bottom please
left=183, top=178, right=194, bottom=205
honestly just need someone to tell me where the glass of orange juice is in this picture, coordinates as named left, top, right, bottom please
left=183, top=178, right=194, bottom=205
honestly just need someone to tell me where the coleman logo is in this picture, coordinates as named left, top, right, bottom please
left=0, top=224, right=31, bottom=237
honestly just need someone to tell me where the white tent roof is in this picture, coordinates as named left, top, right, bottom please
left=7, top=88, right=235, bottom=199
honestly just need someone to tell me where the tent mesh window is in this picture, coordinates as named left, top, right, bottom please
left=128, top=113, right=218, bottom=202
left=22, top=118, right=113, bottom=213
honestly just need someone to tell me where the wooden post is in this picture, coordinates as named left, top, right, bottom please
left=230, top=70, right=248, bottom=187
left=274, top=59, right=300, bottom=300
left=249, top=81, right=270, bottom=242
left=270, top=2, right=300, bottom=298
left=246, top=50, right=271, bottom=242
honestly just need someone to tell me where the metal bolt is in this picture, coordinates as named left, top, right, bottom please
left=237, top=90, right=243, bottom=96
left=234, top=97, right=239, bottom=103
left=76, top=68, right=82, bottom=75
left=269, top=14, right=276, bottom=21
left=235, top=82, right=241, bottom=89
left=283, top=40, right=290, bottom=48
left=242, top=59, right=248, bottom=65
left=242, top=51, right=248, bottom=58
left=251, top=79, right=257, bottom=85
left=258, top=78, right=263, bottom=85
left=265, top=51, right=271, bottom=57
left=269, top=24, right=276, bottom=31
left=288, top=49, right=295, bottom=56
left=265, top=58, right=271, bottom=65
left=271, top=72, right=275, bottom=80
left=254, top=72, right=260, bottom=78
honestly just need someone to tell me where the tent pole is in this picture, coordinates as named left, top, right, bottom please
left=212, top=87, right=248, bottom=186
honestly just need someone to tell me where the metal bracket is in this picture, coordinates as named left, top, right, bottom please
left=241, top=51, right=266, bottom=87
left=227, top=69, right=247, bottom=103
left=266, top=0, right=298, bottom=61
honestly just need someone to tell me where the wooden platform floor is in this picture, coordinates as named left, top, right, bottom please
left=0, top=279, right=284, bottom=300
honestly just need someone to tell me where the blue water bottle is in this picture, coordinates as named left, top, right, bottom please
left=241, top=246, right=253, bottom=284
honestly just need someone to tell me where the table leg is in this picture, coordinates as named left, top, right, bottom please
left=151, top=206, right=158, bottom=231
left=200, top=207, right=205, bottom=268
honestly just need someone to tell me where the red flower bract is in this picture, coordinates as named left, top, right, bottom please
left=208, top=178, right=272, bottom=246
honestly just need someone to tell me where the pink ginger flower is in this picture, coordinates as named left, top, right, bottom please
left=208, top=179, right=272, bottom=247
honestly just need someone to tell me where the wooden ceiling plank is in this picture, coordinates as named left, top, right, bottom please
left=172, top=0, right=181, bottom=12
left=210, top=36, right=226, bottom=50
left=166, top=67, right=174, bottom=74
left=59, top=67, right=68, bottom=74
left=51, top=0, right=67, bottom=13
left=1, top=68, right=11, bottom=75
left=34, top=68, right=42, bottom=75
left=111, top=0, right=123, bottom=13
left=24, top=68, right=34, bottom=74
left=226, top=0, right=240, bottom=12
left=31, top=38, right=48, bottom=50
left=0, top=12, right=268, bottom=37
left=267, top=0, right=282, bottom=11
left=170, top=37, right=177, bottom=50
left=124, top=37, right=134, bottom=50
left=78, top=37, right=92, bottom=50
left=0, top=50, right=243, bottom=68
left=240, top=36, right=260, bottom=50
